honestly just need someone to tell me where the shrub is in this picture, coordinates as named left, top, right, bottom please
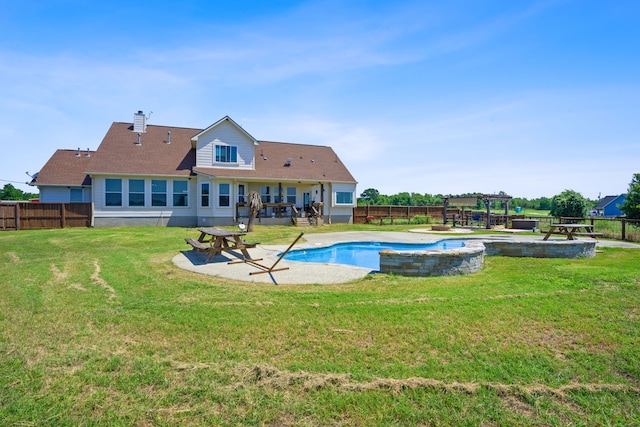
left=550, top=190, right=587, bottom=219
left=620, top=173, right=640, bottom=220
left=411, top=215, right=432, bottom=225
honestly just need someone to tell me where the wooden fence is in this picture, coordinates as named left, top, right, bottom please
left=0, top=202, right=92, bottom=230
left=353, top=206, right=640, bottom=242
left=353, top=205, right=451, bottom=224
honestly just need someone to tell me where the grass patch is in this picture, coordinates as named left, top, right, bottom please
left=1, top=225, right=639, bottom=425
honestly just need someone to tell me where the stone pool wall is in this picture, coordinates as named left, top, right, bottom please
left=481, top=239, right=596, bottom=259
left=379, top=241, right=485, bottom=277
left=379, top=238, right=597, bottom=277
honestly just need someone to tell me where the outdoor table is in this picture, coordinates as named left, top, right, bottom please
left=197, top=227, right=256, bottom=259
left=543, top=223, right=599, bottom=240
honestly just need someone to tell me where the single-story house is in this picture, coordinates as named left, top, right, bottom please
left=30, top=112, right=358, bottom=227
left=594, top=194, right=626, bottom=217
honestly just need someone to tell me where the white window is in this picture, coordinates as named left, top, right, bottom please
left=286, top=187, right=296, bottom=204
left=105, top=179, right=122, bottom=206
left=173, top=180, right=188, bottom=207
left=129, top=179, right=145, bottom=207
left=201, top=183, right=210, bottom=207
left=152, top=180, right=167, bottom=207
left=218, top=183, right=230, bottom=207
left=260, top=185, right=271, bottom=203
left=238, top=184, right=245, bottom=203
left=335, top=191, right=353, bottom=205
left=215, top=145, right=237, bottom=163
left=70, top=188, right=84, bottom=203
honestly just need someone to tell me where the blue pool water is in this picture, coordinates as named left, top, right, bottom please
left=283, top=239, right=466, bottom=270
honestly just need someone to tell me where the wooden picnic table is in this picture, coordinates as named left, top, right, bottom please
left=543, top=223, right=601, bottom=241
left=184, top=227, right=257, bottom=261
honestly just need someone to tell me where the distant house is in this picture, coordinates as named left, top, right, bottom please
left=595, top=194, right=626, bottom=217
left=30, top=112, right=358, bottom=227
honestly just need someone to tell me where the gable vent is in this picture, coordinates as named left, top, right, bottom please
left=133, top=110, right=147, bottom=133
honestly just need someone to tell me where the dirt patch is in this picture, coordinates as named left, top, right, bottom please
left=235, top=364, right=640, bottom=397
left=91, top=260, right=116, bottom=301
left=499, top=394, right=535, bottom=417
left=50, top=264, right=69, bottom=282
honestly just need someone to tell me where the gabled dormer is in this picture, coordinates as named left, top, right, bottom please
left=191, top=116, right=259, bottom=170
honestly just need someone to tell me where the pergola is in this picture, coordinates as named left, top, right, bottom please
left=443, top=194, right=513, bottom=229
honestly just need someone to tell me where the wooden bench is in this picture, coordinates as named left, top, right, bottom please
left=572, top=232, right=604, bottom=238
left=185, top=237, right=219, bottom=261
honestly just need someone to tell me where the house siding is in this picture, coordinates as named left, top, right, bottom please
left=603, top=195, right=625, bottom=217
left=92, top=175, right=198, bottom=227
left=39, top=187, right=90, bottom=203
left=328, top=183, right=356, bottom=224
left=195, top=120, right=255, bottom=170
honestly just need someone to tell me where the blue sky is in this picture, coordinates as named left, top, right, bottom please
left=1, top=0, right=638, bottom=199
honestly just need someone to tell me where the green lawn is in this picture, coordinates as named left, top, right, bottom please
left=1, top=225, right=639, bottom=426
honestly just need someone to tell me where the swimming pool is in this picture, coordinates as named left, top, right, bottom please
left=283, top=239, right=466, bottom=270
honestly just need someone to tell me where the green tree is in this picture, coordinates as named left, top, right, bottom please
left=359, top=188, right=380, bottom=205
left=620, top=173, right=640, bottom=219
left=536, top=197, right=552, bottom=211
left=0, top=183, right=37, bottom=201
left=549, top=189, right=587, bottom=218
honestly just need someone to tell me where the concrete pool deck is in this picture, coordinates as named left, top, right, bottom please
left=172, top=229, right=640, bottom=285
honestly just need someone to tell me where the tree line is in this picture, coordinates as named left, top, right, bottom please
left=359, top=172, right=640, bottom=221
left=359, top=188, right=558, bottom=211
left=0, top=184, right=38, bottom=201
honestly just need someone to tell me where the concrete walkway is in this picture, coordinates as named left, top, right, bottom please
left=172, top=229, right=640, bottom=285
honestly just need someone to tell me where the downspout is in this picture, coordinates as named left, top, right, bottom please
left=233, top=179, right=237, bottom=223
left=328, top=183, right=332, bottom=224
left=89, top=174, right=95, bottom=227
left=320, top=182, right=325, bottom=223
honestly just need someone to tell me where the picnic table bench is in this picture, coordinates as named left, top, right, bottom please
left=185, top=227, right=258, bottom=261
left=543, top=223, right=603, bottom=241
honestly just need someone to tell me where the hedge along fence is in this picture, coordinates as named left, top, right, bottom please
left=0, top=202, right=92, bottom=230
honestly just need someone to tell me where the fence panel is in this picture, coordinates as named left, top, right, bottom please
left=0, top=202, right=91, bottom=230
left=0, top=204, right=18, bottom=230
left=353, top=205, right=451, bottom=224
